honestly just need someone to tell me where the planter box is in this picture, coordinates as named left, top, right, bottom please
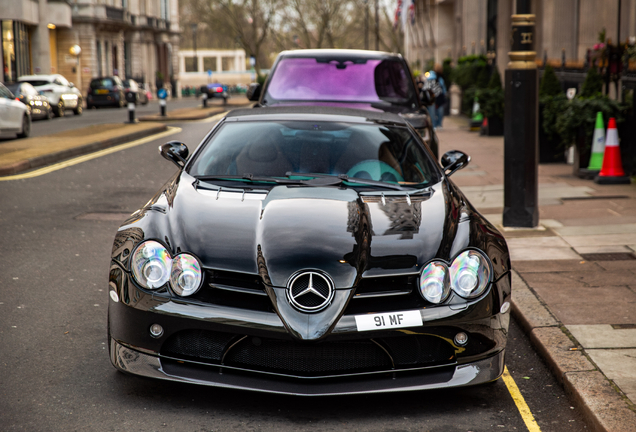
left=486, top=116, right=503, bottom=136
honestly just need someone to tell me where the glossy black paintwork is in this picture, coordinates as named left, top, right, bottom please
left=111, top=112, right=509, bottom=349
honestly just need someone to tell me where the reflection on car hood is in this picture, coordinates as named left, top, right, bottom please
left=136, top=175, right=457, bottom=290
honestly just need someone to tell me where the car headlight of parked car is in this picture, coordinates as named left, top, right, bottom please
left=131, top=240, right=203, bottom=295
left=419, top=249, right=492, bottom=303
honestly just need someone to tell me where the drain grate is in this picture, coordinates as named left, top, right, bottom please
left=611, top=324, right=636, bottom=330
left=579, top=253, right=636, bottom=261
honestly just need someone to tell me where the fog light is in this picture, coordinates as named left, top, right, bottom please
left=454, top=332, right=468, bottom=346
left=109, top=290, right=119, bottom=302
left=500, top=301, right=511, bottom=314
left=149, top=324, right=164, bottom=338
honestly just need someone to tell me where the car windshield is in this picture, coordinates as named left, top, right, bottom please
left=264, top=58, right=415, bottom=106
left=188, top=120, right=439, bottom=188
left=21, top=80, right=50, bottom=87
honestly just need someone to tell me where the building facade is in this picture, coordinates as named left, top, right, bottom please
left=1, top=0, right=180, bottom=96
left=403, top=0, right=636, bottom=82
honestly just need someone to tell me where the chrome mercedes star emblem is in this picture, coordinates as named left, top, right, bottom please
left=287, top=271, right=334, bottom=313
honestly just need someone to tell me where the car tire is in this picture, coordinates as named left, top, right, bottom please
left=17, top=115, right=31, bottom=139
left=46, top=107, right=53, bottom=120
left=54, top=100, right=65, bottom=117
left=118, top=96, right=125, bottom=108
left=73, top=99, right=83, bottom=115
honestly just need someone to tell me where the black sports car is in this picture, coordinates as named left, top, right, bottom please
left=108, top=106, right=511, bottom=396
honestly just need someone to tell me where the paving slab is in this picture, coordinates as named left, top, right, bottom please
left=555, top=223, right=636, bottom=237
left=562, top=233, right=636, bottom=248
left=567, top=325, right=636, bottom=349
left=552, top=303, right=636, bottom=325
left=585, top=349, right=636, bottom=403
left=564, top=371, right=636, bottom=432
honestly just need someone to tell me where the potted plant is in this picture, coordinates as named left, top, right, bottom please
left=479, top=67, right=504, bottom=136
left=538, top=64, right=567, bottom=162
left=554, top=67, right=625, bottom=176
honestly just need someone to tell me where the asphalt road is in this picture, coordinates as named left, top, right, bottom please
left=0, top=117, right=588, bottom=431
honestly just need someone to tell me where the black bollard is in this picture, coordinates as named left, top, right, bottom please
left=503, top=5, right=539, bottom=228
left=126, top=92, right=138, bottom=123
left=160, top=99, right=166, bottom=116
left=202, top=92, right=208, bottom=108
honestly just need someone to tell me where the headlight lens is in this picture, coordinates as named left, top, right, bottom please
left=170, top=254, right=202, bottom=296
left=131, top=241, right=172, bottom=289
left=450, top=250, right=491, bottom=298
left=419, top=262, right=450, bottom=303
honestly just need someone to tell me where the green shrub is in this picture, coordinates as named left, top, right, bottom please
left=453, top=55, right=487, bottom=90
left=442, top=58, right=453, bottom=85
left=476, top=67, right=489, bottom=89
left=480, top=87, right=504, bottom=119
left=488, top=66, right=502, bottom=90
left=539, top=65, right=562, bottom=97
left=555, top=96, right=625, bottom=148
left=579, top=67, right=603, bottom=98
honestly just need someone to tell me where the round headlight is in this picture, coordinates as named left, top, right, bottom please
left=419, top=262, right=450, bottom=303
left=450, top=250, right=491, bottom=298
left=170, top=254, right=202, bottom=296
left=131, top=241, right=172, bottom=289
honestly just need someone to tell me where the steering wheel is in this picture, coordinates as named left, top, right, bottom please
left=346, top=160, right=404, bottom=183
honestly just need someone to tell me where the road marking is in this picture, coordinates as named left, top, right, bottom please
left=502, top=366, right=542, bottom=431
left=0, top=126, right=182, bottom=181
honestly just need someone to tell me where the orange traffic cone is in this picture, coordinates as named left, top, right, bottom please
left=595, top=118, right=631, bottom=184
left=480, top=117, right=488, bottom=135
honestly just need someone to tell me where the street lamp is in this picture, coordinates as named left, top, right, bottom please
left=190, top=23, right=198, bottom=73
left=69, top=44, right=82, bottom=92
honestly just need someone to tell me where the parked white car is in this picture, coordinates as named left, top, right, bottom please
left=18, top=74, right=83, bottom=117
left=0, top=82, right=31, bottom=138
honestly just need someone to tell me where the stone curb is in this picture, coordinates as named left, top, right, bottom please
left=511, top=269, right=636, bottom=432
left=0, top=124, right=168, bottom=177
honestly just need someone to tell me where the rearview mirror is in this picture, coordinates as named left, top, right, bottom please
left=246, top=83, right=261, bottom=101
left=441, top=150, right=470, bottom=177
left=160, top=141, right=189, bottom=169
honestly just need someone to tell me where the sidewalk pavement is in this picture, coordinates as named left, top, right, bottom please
left=439, top=115, right=636, bottom=432
left=1, top=106, right=635, bottom=430
left=0, top=96, right=251, bottom=177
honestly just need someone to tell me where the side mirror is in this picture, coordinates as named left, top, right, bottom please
left=69, top=82, right=75, bottom=88
left=160, top=141, right=189, bottom=169
left=441, top=150, right=470, bottom=177
left=246, top=83, right=261, bottom=101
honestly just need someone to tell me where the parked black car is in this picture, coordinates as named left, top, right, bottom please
left=108, top=106, right=511, bottom=395
left=200, top=82, right=229, bottom=103
left=122, top=79, right=149, bottom=105
left=87, top=76, right=126, bottom=108
left=247, top=49, right=439, bottom=158
left=5, top=81, right=53, bottom=120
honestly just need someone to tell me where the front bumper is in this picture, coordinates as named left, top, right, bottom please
left=111, top=339, right=504, bottom=396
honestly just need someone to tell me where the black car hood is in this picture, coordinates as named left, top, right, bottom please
left=123, top=173, right=472, bottom=340
left=156, top=176, right=449, bottom=286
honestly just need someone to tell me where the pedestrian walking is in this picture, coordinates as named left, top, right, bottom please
left=426, top=66, right=447, bottom=129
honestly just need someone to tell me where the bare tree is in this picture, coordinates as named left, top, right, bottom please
left=189, top=0, right=281, bottom=75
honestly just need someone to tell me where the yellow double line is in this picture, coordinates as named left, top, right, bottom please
left=0, top=126, right=182, bottom=181
left=503, top=366, right=542, bottom=431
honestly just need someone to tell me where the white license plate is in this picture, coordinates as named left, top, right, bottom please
left=355, top=310, right=423, bottom=332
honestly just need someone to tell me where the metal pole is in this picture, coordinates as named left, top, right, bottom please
left=503, top=1, right=539, bottom=227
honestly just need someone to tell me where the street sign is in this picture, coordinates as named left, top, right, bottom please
left=207, top=69, right=212, bottom=77
left=157, top=88, right=168, bottom=99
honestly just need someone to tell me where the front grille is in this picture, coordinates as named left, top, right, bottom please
left=354, top=275, right=417, bottom=298
left=188, top=270, right=272, bottom=312
left=161, top=330, right=236, bottom=362
left=160, top=330, right=456, bottom=377
left=224, top=338, right=391, bottom=375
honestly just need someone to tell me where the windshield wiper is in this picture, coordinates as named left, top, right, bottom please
left=195, top=174, right=343, bottom=187
left=285, top=172, right=407, bottom=191
left=195, top=173, right=410, bottom=191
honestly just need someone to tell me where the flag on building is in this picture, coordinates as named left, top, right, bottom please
left=409, top=0, right=416, bottom=25
left=394, top=0, right=403, bottom=29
